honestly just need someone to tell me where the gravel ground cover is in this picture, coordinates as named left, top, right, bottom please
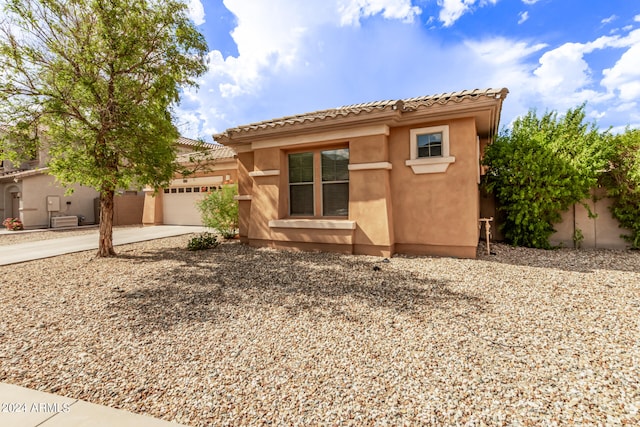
left=1, top=234, right=639, bottom=426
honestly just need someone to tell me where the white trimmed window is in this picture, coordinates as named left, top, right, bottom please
left=406, top=125, right=455, bottom=174
left=288, top=148, right=349, bottom=217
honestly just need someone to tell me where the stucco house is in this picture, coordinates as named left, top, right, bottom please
left=0, top=127, right=100, bottom=228
left=214, top=88, right=508, bottom=258
left=1, top=130, right=217, bottom=229
left=142, top=144, right=238, bottom=226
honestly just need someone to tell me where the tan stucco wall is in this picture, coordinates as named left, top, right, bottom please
left=113, top=194, right=144, bottom=226
left=389, top=118, right=480, bottom=256
left=18, top=174, right=99, bottom=228
left=349, top=134, right=394, bottom=256
left=142, top=189, right=164, bottom=225
left=550, top=191, right=631, bottom=249
left=237, top=152, right=254, bottom=240
left=234, top=116, right=483, bottom=258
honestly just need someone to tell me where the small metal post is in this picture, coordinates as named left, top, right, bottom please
left=479, top=217, right=493, bottom=255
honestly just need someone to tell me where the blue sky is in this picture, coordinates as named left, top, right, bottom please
left=178, top=0, right=640, bottom=141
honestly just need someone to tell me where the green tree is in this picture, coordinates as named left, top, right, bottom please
left=198, top=184, right=239, bottom=239
left=0, top=0, right=208, bottom=256
left=483, top=106, right=607, bottom=248
left=601, top=128, right=640, bottom=248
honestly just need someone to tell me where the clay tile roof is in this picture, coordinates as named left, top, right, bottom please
left=176, top=136, right=218, bottom=149
left=215, top=88, right=508, bottom=140
left=176, top=144, right=237, bottom=163
left=0, top=167, right=49, bottom=181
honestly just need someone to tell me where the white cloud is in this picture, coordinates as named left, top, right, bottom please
left=635, top=14, right=640, bottom=22
left=521, top=0, right=539, bottom=4
left=437, top=0, right=499, bottom=27
left=187, top=0, right=205, bottom=25
left=534, top=43, right=592, bottom=94
left=518, top=11, right=528, bottom=24
left=466, top=37, right=546, bottom=65
left=337, top=0, right=422, bottom=26
left=438, top=0, right=474, bottom=27
left=463, top=37, right=548, bottom=122
left=602, top=31, right=640, bottom=101
left=526, top=30, right=640, bottom=108
left=601, top=14, right=617, bottom=25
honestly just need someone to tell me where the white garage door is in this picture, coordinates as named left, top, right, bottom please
left=162, top=177, right=225, bottom=225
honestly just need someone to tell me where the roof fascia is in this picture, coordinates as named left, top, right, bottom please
left=217, top=95, right=504, bottom=149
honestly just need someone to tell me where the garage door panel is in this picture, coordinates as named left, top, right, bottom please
left=163, top=191, right=207, bottom=225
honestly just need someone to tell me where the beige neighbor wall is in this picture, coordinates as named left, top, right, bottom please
left=390, top=118, right=481, bottom=258
left=20, top=174, right=99, bottom=228
left=239, top=117, right=482, bottom=258
left=550, top=189, right=631, bottom=249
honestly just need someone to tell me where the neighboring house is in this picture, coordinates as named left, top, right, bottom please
left=142, top=144, right=238, bottom=226
left=0, top=130, right=213, bottom=229
left=214, top=88, right=508, bottom=258
left=0, top=129, right=100, bottom=229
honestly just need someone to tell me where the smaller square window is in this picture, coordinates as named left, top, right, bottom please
left=417, top=132, right=442, bottom=158
left=163, top=189, right=170, bottom=194
left=407, top=125, right=455, bottom=174
left=170, top=188, right=177, bottom=194
left=186, top=187, right=192, bottom=193
left=194, top=187, right=200, bottom=193
left=178, top=188, right=185, bottom=193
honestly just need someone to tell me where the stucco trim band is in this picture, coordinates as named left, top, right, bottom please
left=251, top=124, right=390, bottom=150
left=347, top=162, right=393, bottom=171
left=234, top=195, right=253, bottom=201
left=248, top=170, right=280, bottom=177
left=269, top=219, right=356, bottom=230
left=405, top=156, right=455, bottom=174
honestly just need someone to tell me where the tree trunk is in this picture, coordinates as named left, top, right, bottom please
left=97, top=189, right=117, bottom=257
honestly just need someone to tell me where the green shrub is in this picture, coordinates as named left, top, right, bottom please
left=197, top=184, right=239, bottom=239
left=600, top=128, right=640, bottom=248
left=187, top=232, right=219, bottom=251
left=483, top=106, right=607, bottom=248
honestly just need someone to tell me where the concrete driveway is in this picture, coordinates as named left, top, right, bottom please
left=0, top=225, right=207, bottom=266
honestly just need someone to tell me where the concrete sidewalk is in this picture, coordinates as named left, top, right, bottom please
left=0, top=382, right=186, bottom=426
left=0, top=225, right=207, bottom=266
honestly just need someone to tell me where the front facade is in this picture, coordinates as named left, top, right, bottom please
left=215, top=88, right=508, bottom=258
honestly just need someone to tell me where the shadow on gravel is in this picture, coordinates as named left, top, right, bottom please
left=112, top=243, right=487, bottom=333
left=476, top=242, right=640, bottom=273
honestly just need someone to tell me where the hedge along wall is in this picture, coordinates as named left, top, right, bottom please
left=550, top=189, right=632, bottom=249
left=480, top=188, right=632, bottom=249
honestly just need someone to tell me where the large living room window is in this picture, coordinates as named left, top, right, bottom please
left=288, top=148, right=349, bottom=217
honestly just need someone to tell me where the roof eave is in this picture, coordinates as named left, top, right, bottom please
left=215, top=88, right=508, bottom=146
left=215, top=108, right=402, bottom=146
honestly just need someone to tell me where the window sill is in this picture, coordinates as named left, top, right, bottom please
left=405, top=156, right=455, bottom=174
left=269, top=219, right=356, bottom=230
left=248, top=169, right=280, bottom=177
